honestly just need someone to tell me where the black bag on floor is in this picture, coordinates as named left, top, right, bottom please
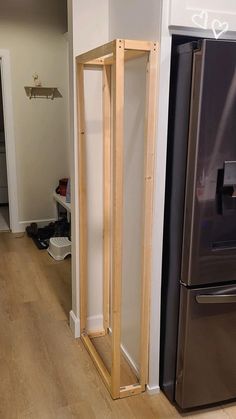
left=26, top=219, right=70, bottom=250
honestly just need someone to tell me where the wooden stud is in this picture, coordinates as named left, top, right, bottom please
left=111, top=39, right=125, bottom=400
left=76, top=40, right=115, bottom=64
left=88, top=330, right=106, bottom=338
left=77, top=63, right=88, bottom=334
left=119, top=384, right=142, bottom=398
left=81, top=335, right=111, bottom=391
left=103, top=65, right=112, bottom=332
left=85, top=58, right=105, bottom=66
left=84, top=64, right=104, bottom=71
left=103, top=57, right=115, bottom=65
left=91, top=50, right=147, bottom=66
left=124, top=40, right=153, bottom=51
left=139, top=44, right=158, bottom=390
left=124, top=50, right=147, bottom=62
left=77, top=40, right=151, bottom=65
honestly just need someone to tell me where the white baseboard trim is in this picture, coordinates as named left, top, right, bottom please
left=87, top=314, right=103, bottom=331
left=69, top=310, right=80, bottom=338
left=120, top=343, right=140, bottom=378
left=147, top=384, right=160, bottom=395
left=14, top=218, right=57, bottom=233
left=70, top=313, right=103, bottom=338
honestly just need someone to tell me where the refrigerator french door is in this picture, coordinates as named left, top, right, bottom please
left=161, top=38, right=236, bottom=409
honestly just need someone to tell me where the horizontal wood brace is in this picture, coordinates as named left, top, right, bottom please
left=83, top=51, right=148, bottom=67
left=119, top=384, right=143, bottom=398
left=88, top=329, right=106, bottom=338
left=77, top=40, right=158, bottom=66
left=124, top=39, right=154, bottom=51
left=76, top=40, right=115, bottom=64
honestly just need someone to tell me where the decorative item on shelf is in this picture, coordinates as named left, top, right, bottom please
left=56, top=178, right=68, bottom=197
left=24, top=74, right=62, bottom=100
left=33, top=73, right=42, bottom=87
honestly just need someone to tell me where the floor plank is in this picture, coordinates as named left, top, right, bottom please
left=91, top=333, right=139, bottom=387
left=0, top=232, right=236, bottom=418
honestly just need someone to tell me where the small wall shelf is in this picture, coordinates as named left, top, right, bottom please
left=24, top=86, right=62, bottom=100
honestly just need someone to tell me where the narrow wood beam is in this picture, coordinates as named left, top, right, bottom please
left=124, top=40, right=153, bottom=51
left=88, top=330, right=106, bottom=338
left=81, top=335, right=111, bottom=391
left=103, top=50, right=147, bottom=65
left=85, top=59, right=105, bottom=66
left=76, top=40, right=115, bottom=64
left=77, top=63, right=88, bottom=334
left=103, top=65, right=112, bottom=332
left=111, top=39, right=125, bottom=399
left=139, top=43, right=158, bottom=391
left=124, top=50, right=147, bottom=62
left=120, top=384, right=142, bottom=398
left=83, top=48, right=148, bottom=66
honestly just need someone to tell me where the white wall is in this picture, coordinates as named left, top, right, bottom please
left=68, top=0, right=109, bottom=325
left=109, top=0, right=161, bottom=40
left=0, top=0, right=69, bottom=229
left=170, top=0, right=236, bottom=32
left=121, top=56, right=147, bottom=370
left=109, top=0, right=162, bottom=387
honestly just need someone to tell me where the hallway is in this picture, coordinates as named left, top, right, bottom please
left=0, top=206, right=9, bottom=231
left=1, top=233, right=236, bottom=418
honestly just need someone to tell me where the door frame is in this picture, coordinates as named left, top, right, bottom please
left=0, top=50, right=19, bottom=232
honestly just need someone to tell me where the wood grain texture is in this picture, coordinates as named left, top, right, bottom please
left=140, top=43, right=158, bottom=390
left=76, top=62, right=88, bottom=334
left=111, top=39, right=125, bottom=399
left=81, top=334, right=111, bottom=392
left=124, top=39, right=153, bottom=51
left=0, top=233, right=236, bottom=418
left=76, top=40, right=115, bottom=64
left=103, top=64, right=112, bottom=332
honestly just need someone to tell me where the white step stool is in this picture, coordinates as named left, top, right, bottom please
left=47, top=237, right=71, bottom=261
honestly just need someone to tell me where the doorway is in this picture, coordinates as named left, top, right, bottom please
left=0, top=62, right=9, bottom=231
left=0, top=51, right=19, bottom=233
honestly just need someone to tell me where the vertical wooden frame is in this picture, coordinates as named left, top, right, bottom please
left=111, top=39, right=125, bottom=398
left=76, top=39, right=158, bottom=400
left=140, top=43, right=158, bottom=390
left=103, top=65, right=111, bottom=332
left=77, top=62, right=88, bottom=335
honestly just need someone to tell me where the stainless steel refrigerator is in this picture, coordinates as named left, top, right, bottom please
left=161, top=38, right=236, bottom=409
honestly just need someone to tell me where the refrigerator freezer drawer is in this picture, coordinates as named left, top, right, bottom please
left=176, top=284, right=236, bottom=409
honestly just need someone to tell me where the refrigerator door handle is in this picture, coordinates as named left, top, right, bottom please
left=196, top=294, right=236, bottom=304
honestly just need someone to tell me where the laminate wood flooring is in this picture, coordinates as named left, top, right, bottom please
left=1, top=232, right=236, bottom=418
left=91, top=334, right=139, bottom=387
